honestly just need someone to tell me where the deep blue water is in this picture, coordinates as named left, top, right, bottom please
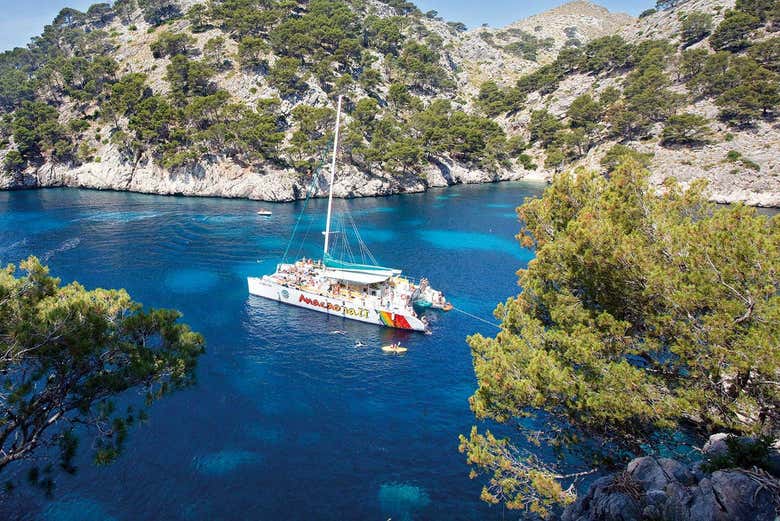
left=0, top=181, right=544, bottom=520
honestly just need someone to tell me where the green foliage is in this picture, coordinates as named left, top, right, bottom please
left=11, top=101, right=71, bottom=164
left=566, top=94, right=601, bottom=131
left=600, top=144, right=653, bottom=172
left=543, top=146, right=566, bottom=171
left=661, top=113, right=712, bottom=146
left=104, top=73, right=149, bottom=126
left=502, top=31, right=555, bottom=61
left=269, top=0, right=361, bottom=69
left=380, top=0, right=419, bottom=16
left=679, top=11, right=713, bottom=47
left=749, top=37, right=780, bottom=72
left=656, top=0, right=682, bottom=9
left=364, top=15, right=405, bottom=55
left=150, top=31, right=195, bottom=58
left=639, top=8, right=657, bottom=18
left=517, top=153, right=537, bottom=170
left=513, top=35, right=635, bottom=99
left=209, top=0, right=282, bottom=38
left=725, top=149, right=761, bottom=170
left=461, top=159, right=780, bottom=515
left=581, top=35, right=633, bottom=73
left=237, top=36, right=269, bottom=69
left=701, top=435, right=773, bottom=473
left=0, top=257, right=204, bottom=479
left=138, top=0, right=181, bottom=26
left=716, top=60, right=779, bottom=126
left=114, top=0, right=136, bottom=24
left=475, top=81, right=523, bottom=117
left=166, top=56, right=216, bottom=101
left=387, top=83, right=415, bottom=114
left=678, top=48, right=710, bottom=80
left=516, top=64, right=564, bottom=96
left=3, top=149, right=24, bottom=173
left=384, top=137, right=424, bottom=174
left=288, top=104, right=335, bottom=166
left=128, top=94, right=176, bottom=148
left=186, top=3, right=210, bottom=33
left=358, top=68, right=382, bottom=93
left=735, top=0, right=776, bottom=22
left=0, top=50, right=36, bottom=111
left=710, top=10, right=762, bottom=51
left=613, top=43, right=680, bottom=139
left=688, top=54, right=779, bottom=125
left=528, top=110, right=563, bottom=147
left=394, top=41, right=453, bottom=93
left=203, top=36, right=229, bottom=70
left=268, top=57, right=307, bottom=98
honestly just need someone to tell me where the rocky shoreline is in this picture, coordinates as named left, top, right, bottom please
left=0, top=148, right=548, bottom=202
left=4, top=154, right=780, bottom=208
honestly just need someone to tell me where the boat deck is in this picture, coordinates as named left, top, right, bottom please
left=268, top=260, right=419, bottom=313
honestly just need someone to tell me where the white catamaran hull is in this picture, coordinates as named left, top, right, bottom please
left=248, top=276, right=427, bottom=332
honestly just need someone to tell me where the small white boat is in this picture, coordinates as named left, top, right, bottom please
left=257, top=209, right=272, bottom=216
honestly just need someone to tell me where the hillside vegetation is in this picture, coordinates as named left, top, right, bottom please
left=0, top=0, right=777, bottom=203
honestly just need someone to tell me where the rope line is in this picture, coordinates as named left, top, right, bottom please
left=450, top=306, right=502, bottom=329
left=281, top=141, right=333, bottom=264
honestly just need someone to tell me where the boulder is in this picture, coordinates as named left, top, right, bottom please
left=564, top=454, right=779, bottom=521
left=702, top=433, right=730, bottom=458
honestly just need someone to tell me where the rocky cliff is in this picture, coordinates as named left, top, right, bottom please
left=0, top=0, right=777, bottom=205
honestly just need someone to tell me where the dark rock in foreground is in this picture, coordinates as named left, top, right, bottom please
left=563, top=435, right=780, bottom=521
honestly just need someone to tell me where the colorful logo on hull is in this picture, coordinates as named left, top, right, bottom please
left=299, top=294, right=369, bottom=319
left=379, top=311, right=412, bottom=329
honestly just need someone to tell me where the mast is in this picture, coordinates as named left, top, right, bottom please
left=323, top=94, right=343, bottom=258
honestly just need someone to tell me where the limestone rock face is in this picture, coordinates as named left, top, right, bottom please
left=0, top=141, right=528, bottom=201
left=2, top=0, right=778, bottom=206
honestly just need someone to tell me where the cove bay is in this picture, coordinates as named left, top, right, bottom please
left=0, top=181, right=543, bottom=520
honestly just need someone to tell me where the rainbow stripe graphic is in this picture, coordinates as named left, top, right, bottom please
left=379, top=311, right=412, bottom=329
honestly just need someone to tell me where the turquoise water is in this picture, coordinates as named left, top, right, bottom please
left=0, top=182, right=543, bottom=520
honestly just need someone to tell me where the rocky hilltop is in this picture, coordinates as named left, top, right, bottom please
left=0, top=0, right=777, bottom=205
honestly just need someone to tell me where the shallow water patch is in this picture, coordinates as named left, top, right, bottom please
left=419, top=230, right=525, bottom=257
left=192, top=449, right=263, bottom=476
left=79, top=210, right=162, bottom=223
left=354, top=228, right=395, bottom=243
left=164, top=269, right=220, bottom=294
left=378, top=483, right=431, bottom=521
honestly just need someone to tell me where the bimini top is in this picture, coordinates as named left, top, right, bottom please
left=323, top=253, right=401, bottom=277
left=322, top=269, right=391, bottom=285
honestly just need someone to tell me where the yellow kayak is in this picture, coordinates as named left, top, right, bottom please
left=381, top=344, right=408, bottom=354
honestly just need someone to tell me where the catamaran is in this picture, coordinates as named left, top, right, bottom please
left=247, top=96, right=450, bottom=332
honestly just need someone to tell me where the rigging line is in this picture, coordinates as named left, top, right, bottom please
left=281, top=141, right=333, bottom=263
left=282, top=175, right=316, bottom=263
left=346, top=209, right=378, bottom=265
left=340, top=216, right=356, bottom=263
left=353, top=219, right=376, bottom=266
left=450, top=306, right=502, bottom=330
left=294, top=205, right=316, bottom=260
